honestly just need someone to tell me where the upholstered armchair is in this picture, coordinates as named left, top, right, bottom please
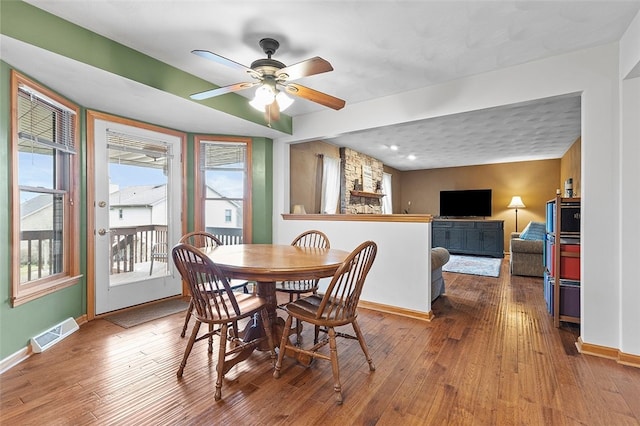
left=509, top=232, right=544, bottom=277
left=431, top=247, right=450, bottom=301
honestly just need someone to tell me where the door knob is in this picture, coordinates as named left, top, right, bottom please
left=98, top=201, right=107, bottom=208
left=98, top=228, right=107, bottom=236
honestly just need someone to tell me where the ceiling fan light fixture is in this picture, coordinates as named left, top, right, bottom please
left=249, top=97, right=266, bottom=112
left=250, top=84, right=276, bottom=111
left=275, top=90, right=293, bottom=112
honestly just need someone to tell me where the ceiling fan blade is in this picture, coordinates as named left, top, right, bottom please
left=284, top=83, right=346, bottom=110
left=190, top=82, right=258, bottom=100
left=275, top=57, right=333, bottom=81
left=192, top=49, right=260, bottom=78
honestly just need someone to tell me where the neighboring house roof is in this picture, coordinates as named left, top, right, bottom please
left=110, top=184, right=167, bottom=208
left=205, top=184, right=241, bottom=210
left=110, top=184, right=241, bottom=210
left=20, top=194, right=52, bottom=219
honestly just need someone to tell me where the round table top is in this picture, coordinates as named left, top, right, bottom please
left=201, top=244, right=350, bottom=282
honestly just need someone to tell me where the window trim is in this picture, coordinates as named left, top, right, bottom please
left=193, top=135, right=252, bottom=243
left=10, top=71, right=82, bottom=306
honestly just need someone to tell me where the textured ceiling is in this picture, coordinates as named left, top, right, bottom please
left=328, top=94, right=582, bottom=170
left=3, top=1, right=639, bottom=170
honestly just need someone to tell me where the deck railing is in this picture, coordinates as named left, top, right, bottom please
left=21, top=226, right=244, bottom=278
left=20, top=230, right=61, bottom=282
left=109, top=225, right=243, bottom=274
left=110, top=225, right=167, bottom=274
left=206, top=227, right=243, bottom=245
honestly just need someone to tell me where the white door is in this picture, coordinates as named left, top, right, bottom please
left=93, top=119, right=182, bottom=314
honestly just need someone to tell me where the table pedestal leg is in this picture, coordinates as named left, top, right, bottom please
left=240, top=281, right=284, bottom=351
left=237, top=281, right=306, bottom=364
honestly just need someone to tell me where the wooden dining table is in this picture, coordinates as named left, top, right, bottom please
left=201, top=244, right=350, bottom=353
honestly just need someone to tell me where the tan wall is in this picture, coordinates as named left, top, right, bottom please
left=400, top=159, right=561, bottom=249
left=289, top=140, right=340, bottom=214
left=560, top=137, right=581, bottom=197
left=290, top=142, right=582, bottom=251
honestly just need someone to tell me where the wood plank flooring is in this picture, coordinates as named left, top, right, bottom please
left=2, top=259, right=640, bottom=425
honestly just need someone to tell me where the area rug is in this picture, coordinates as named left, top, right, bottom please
left=104, top=298, right=189, bottom=328
left=442, top=255, right=502, bottom=277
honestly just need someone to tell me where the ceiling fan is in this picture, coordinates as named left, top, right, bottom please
left=190, top=38, right=346, bottom=123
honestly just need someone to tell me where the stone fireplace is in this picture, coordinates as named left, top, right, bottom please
left=340, top=147, right=385, bottom=214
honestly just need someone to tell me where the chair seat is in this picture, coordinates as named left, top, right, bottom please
left=285, top=294, right=352, bottom=327
left=197, top=292, right=268, bottom=323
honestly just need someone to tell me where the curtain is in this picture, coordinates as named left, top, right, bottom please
left=382, top=172, right=393, bottom=214
left=321, top=156, right=341, bottom=214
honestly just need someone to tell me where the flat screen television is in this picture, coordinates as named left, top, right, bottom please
left=439, top=189, right=492, bottom=217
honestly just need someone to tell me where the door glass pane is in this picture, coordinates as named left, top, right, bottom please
left=202, top=142, right=246, bottom=244
left=107, top=131, right=170, bottom=285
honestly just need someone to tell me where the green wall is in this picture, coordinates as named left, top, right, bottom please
left=0, top=60, right=274, bottom=361
left=251, top=138, right=274, bottom=244
left=0, top=1, right=280, bottom=361
left=0, top=61, right=86, bottom=360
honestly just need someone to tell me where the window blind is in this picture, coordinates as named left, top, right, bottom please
left=17, top=87, right=76, bottom=155
left=200, top=142, right=246, bottom=170
left=106, top=129, right=171, bottom=170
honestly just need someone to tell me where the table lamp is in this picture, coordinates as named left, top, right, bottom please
left=292, top=204, right=307, bottom=214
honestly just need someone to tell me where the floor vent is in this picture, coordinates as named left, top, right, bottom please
left=30, top=317, right=79, bottom=353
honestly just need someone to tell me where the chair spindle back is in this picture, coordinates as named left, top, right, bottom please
left=316, top=240, right=377, bottom=322
left=172, top=243, right=240, bottom=321
left=292, top=230, right=330, bottom=249
left=179, top=231, right=223, bottom=249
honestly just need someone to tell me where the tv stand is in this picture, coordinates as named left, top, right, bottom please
left=432, top=219, right=504, bottom=258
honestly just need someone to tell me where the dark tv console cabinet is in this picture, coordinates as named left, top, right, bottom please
left=432, top=219, right=504, bottom=258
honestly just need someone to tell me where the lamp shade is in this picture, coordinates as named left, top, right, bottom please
left=250, top=87, right=294, bottom=113
left=507, top=196, right=526, bottom=209
left=292, top=204, right=307, bottom=214
left=275, top=91, right=293, bottom=111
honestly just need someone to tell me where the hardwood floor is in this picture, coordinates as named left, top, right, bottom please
left=2, top=259, right=640, bottom=425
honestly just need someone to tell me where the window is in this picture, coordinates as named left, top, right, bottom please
left=119, top=208, right=124, bottom=219
left=194, top=136, right=252, bottom=245
left=10, top=71, right=81, bottom=306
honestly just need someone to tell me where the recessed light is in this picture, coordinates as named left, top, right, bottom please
left=407, top=154, right=416, bottom=160
left=390, top=145, right=398, bottom=151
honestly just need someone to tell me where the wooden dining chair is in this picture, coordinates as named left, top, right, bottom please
left=273, top=240, right=377, bottom=404
left=275, top=230, right=330, bottom=343
left=178, top=231, right=250, bottom=337
left=171, top=243, right=276, bottom=401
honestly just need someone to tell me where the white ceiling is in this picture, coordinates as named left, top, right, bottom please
left=3, top=1, right=639, bottom=170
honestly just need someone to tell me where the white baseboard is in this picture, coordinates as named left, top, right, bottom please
left=0, top=315, right=87, bottom=375
left=0, top=346, right=32, bottom=375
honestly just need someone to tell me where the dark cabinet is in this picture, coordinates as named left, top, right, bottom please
left=432, top=219, right=504, bottom=258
